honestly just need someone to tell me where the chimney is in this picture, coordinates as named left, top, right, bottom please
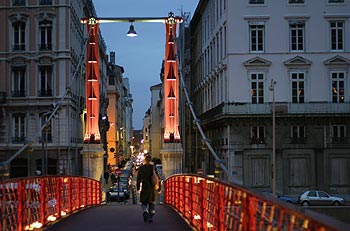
left=110, top=51, right=116, bottom=64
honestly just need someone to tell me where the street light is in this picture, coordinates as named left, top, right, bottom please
left=269, top=79, right=276, bottom=196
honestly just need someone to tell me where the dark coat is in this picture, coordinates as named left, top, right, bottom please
left=136, top=164, right=158, bottom=204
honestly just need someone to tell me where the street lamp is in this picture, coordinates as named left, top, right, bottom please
left=269, top=79, right=276, bottom=196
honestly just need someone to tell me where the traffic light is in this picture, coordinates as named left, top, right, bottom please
left=114, top=153, right=117, bottom=159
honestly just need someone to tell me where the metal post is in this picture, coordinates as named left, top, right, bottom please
left=270, top=79, right=276, bottom=196
left=41, top=122, right=46, bottom=176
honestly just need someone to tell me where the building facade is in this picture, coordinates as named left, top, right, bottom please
left=105, top=52, right=133, bottom=169
left=0, top=0, right=109, bottom=178
left=188, top=0, right=350, bottom=195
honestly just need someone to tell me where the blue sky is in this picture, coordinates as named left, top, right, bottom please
left=93, top=0, right=199, bottom=129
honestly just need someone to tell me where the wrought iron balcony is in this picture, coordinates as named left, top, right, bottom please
left=12, top=44, right=25, bottom=51
left=38, top=89, right=53, bottom=97
left=200, top=102, right=350, bottom=121
left=38, top=43, right=52, bottom=50
left=11, top=90, right=25, bottom=97
left=11, top=136, right=26, bottom=144
left=0, top=92, right=6, bottom=103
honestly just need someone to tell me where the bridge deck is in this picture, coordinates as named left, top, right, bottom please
left=44, top=202, right=193, bottom=231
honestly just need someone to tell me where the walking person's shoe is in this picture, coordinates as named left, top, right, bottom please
left=143, top=210, right=149, bottom=223
left=148, top=211, right=155, bottom=223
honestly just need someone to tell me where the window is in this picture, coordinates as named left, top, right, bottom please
left=12, top=113, right=26, bottom=143
left=332, top=125, right=346, bottom=138
left=331, top=125, right=346, bottom=143
left=12, top=0, right=25, bottom=6
left=250, top=24, right=264, bottom=52
left=290, top=22, right=305, bottom=51
left=291, top=72, right=304, bottom=103
left=251, top=126, right=265, bottom=144
left=331, top=72, right=345, bottom=103
left=330, top=21, right=344, bottom=51
left=289, top=0, right=304, bottom=3
left=251, top=73, right=264, bottom=104
left=291, top=125, right=305, bottom=138
left=39, top=20, right=52, bottom=50
left=249, top=0, right=264, bottom=4
left=13, top=21, right=25, bottom=51
left=12, top=66, right=26, bottom=97
left=38, top=66, right=53, bottom=97
left=39, top=0, right=52, bottom=5
left=291, top=125, right=305, bottom=143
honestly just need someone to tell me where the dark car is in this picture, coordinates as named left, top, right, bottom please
left=108, top=186, right=130, bottom=202
left=298, top=190, right=345, bottom=206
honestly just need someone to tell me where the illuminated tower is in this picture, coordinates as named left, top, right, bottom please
left=84, top=18, right=101, bottom=144
left=80, top=18, right=105, bottom=181
left=163, top=13, right=180, bottom=143
left=160, top=13, right=184, bottom=178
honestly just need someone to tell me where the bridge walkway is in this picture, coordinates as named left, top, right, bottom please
left=44, top=202, right=193, bottom=231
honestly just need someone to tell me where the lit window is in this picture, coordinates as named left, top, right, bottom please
left=251, top=73, right=264, bottom=104
left=291, top=72, right=305, bottom=103
left=331, top=72, right=345, bottom=103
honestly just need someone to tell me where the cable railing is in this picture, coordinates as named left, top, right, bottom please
left=164, top=174, right=350, bottom=231
left=0, top=176, right=101, bottom=231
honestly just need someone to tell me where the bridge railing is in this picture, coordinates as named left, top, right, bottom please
left=0, top=176, right=101, bottom=231
left=164, top=174, right=349, bottom=231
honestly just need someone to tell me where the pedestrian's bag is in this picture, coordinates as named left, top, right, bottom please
left=152, top=166, right=160, bottom=190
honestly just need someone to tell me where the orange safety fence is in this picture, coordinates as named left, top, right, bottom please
left=0, top=176, right=101, bottom=231
left=164, top=174, right=349, bottom=231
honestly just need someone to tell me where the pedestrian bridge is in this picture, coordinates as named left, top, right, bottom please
left=1, top=175, right=349, bottom=231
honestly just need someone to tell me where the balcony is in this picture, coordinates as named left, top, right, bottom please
left=12, top=0, right=25, bottom=6
left=38, top=89, right=53, bottom=97
left=200, top=102, right=350, bottom=121
left=12, top=44, right=25, bottom=51
left=39, top=0, right=52, bottom=5
left=11, top=90, right=25, bottom=97
left=12, top=136, right=26, bottom=144
left=38, top=43, right=52, bottom=50
left=0, top=92, right=6, bottom=103
left=331, top=137, right=349, bottom=144
left=250, top=137, right=265, bottom=144
left=290, top=137, right=307, bottom=144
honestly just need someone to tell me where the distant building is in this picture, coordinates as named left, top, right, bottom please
left=106, top=52, right=133, bottom=168
left=143, top=108, right=151, bottom=155
left=150, top=83, right=163, bottom=159
left=187, top=0, right=350, bottom=195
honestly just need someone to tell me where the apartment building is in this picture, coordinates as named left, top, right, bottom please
left=0, top=0, right=109, bottom=178
left=188, top=0, right=350, bottom=194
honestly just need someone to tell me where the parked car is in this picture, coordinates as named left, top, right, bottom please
left=298, top=190, right=345, bottom=206
left=108, top=186, right=130, bottom=202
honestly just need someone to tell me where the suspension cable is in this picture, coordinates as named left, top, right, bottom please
left=176, top=39, right=236, bottom=184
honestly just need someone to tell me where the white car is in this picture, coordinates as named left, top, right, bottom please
left=298, top=190, right=345, bottom=206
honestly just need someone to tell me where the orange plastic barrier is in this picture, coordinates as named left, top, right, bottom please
left=164, top=174, right=348, bottom=231
left=0, top=176, right=101, bottom=230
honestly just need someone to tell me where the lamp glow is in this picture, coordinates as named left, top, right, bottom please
left=127, top=23, right=137, bottom=37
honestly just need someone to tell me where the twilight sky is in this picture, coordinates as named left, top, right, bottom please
left=93, top=0, right=199, bottom=130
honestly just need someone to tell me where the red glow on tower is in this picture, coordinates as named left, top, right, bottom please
left=84, top=23, right=101, bottom=143
left=163, top=21, right=180, bottom=143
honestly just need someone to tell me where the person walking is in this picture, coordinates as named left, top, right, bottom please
left=136, top=154, right=161, bottom=223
